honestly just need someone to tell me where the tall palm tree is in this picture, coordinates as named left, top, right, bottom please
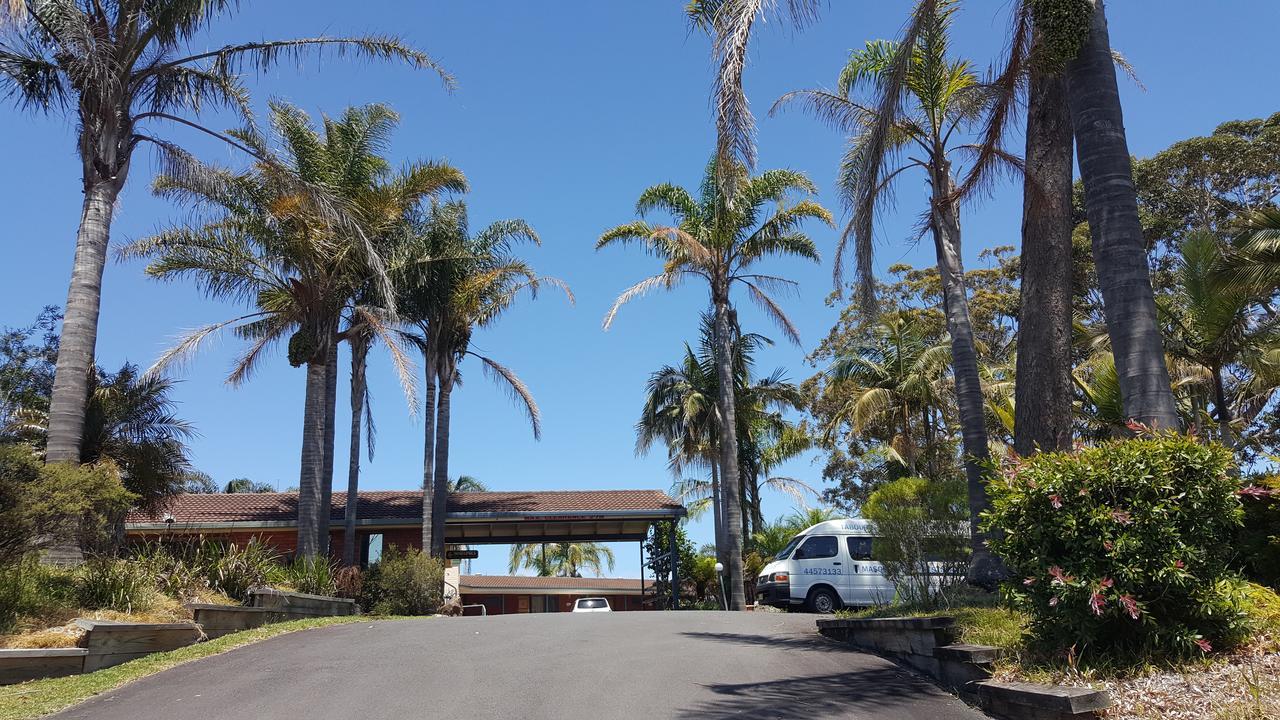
left=508, top=542, right=616, bottom=578
left=776, top=1, right=1008, bottom=584
left=1061, top=0, right=1179, bottom=429
left=122, top=103, right=461, bottom=557
left=960, top=1, right=1076, bottom=456
left=0, top=0, right=450, bottom=465
left=400, top=201, right=568, bottom=558
left=686, top=0, right=822, bottom=192
left=600, top=164, right=831, bottom=609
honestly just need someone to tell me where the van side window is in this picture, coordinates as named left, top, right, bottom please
left=847, top=537, right=874, bottom=560
left=794, top=535, right=837, bottom=560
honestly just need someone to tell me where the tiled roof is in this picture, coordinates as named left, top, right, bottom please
left=126, top=489, right=684, bottom=525
left=459, top=575, right=653, bottom=592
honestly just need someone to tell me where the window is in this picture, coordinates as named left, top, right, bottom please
left=774, top=535, right=804, bottom=561
left=847, top=537, right=874, bottom=561
left=576, top=598, right=608, bottom=609
left=361, top=533, right=384, bottom=568
left=794, top=535, right=838, bottom=560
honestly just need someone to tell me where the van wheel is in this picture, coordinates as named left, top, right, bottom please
left=806, top=587, right=840, bottom=614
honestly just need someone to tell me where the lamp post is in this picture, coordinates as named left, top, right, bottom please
left=715, top=562, right=727, bottom=611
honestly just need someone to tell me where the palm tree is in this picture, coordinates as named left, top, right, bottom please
left=775, top=1, right=1006, bottom=584
left=686, top=0, right=822, bottom=192
left=602, top=173, right=830, bottom=610
left=1060, top=0, right=1179, bottom=429
left=1159, top=232, right=1280, bottom=447
left=823, top=314, right=952, bottom=477
left=399, top=201, right=568, bottom=558
left=444, top=475, right=487, bottom=572
left=5, top=363, right=194, bottom=513
left=508, top=542, right=616, bottom=578
left=0, top=0, right=451, bottom=465
left=1222, top=208, right=1280, bottom=298
left=224, top=478, right=273, bottom=493
left=122, top=103, right=460, bottom=557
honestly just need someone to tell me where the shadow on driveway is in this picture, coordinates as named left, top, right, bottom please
left=674, top=667, right=964, bottom=720
left=679, top=629, right=851, bottom=653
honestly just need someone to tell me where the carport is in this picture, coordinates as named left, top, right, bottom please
left=125, top=488, right=689, bottom=606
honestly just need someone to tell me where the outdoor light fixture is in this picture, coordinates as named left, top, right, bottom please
left=715, top=562, right=727, bottom=611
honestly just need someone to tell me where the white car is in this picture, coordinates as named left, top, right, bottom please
left=571, top=597, right=612, bottom=613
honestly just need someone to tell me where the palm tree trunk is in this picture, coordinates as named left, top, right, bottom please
left=342, top=334, right=370, bottom=566
left=46, top=181, right=122, bottom=464
left=318, top=340, right=339, bottom=556
left=930, top=162, right=1002, bottom=587
left=430, top=356, right=455, bottom=558
left=1211, top=366, right=1234, bottom=448
left=296, top=358, right=329, bottom=558
left=710, top=458, right=725, bottom=568
left=420, top=342, right=438, bottom=554
left=711, top=289, right=747, bottom=610
left=1015, top=56, right=1076, bottom=456
left=1065, top=0, right=1179, bottom=430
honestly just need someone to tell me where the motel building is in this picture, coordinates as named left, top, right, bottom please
left=124, top=489, right=684, bottom=613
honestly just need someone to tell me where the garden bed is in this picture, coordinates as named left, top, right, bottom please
left=838, top=598, right=1280, bottom=720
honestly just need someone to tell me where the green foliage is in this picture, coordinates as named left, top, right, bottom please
left=1028, top=0, right=1094, bottom=70
left=0, top=556, right=77, bottom=633
left=644, top=521, right=697, bottom=609
left=863, top=477, right=969, bottom=607
left=278, top=555, right=337, bottom=597
left=361, top=546, right=443, bottom=615
left=507, top=542, right=616, bottom=578
left=0, top=444, right=134, bottom=566
left=128, top=538, right=279, bottom=603
left=223, top=478, right=274, bottom=493
left=986, top=435, right=1250, bottom=658
left=75, top=557, right=156, bottom=613
left=1236, top=474, right=1280, bottom=587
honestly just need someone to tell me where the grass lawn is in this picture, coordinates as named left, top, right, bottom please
left=0, top=615, right=411, bottom=720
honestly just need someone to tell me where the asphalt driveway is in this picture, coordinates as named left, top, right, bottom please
left=53, top=611, right=989, bottom=720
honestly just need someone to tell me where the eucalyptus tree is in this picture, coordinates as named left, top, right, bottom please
left=775, top=0, right=1009, bottom=584
left=600, top=162, right=831, bottom=609
left=0, top=0, right=450, bottom=465
left=122, top=103, right=461, bottom=557
left=399, top=201, right=567, bottom=558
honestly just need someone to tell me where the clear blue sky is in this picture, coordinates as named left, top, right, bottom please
left=2, top=1, right=1276, bottom=578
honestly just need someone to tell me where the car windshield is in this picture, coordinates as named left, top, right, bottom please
left=774, top=535, right=804, bottom=561
left=577, top=598, right=607, bottom=609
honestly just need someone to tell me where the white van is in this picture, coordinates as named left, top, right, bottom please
left=755, top=518, right=895, bottom=613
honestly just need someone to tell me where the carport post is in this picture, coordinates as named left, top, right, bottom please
left=669, top=521, right=679, bottom=609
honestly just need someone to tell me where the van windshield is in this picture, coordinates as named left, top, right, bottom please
left=774, top=535, right=804, bottom=561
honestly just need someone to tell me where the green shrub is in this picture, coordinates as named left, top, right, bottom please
left=863, top=476, right=969, bottom=608
left=278, top=555, right=337, bottom=597
left=200, top=540, right=279, bottom=601
left=1236, top=474, right=1280, bottom=587
left=985, top=435, right=1247, bottom=658
left=1241, top=582, right=1280, bottom=644
left=76, top=557, right=156, bottom=612
left=127, top=537, right=278, bottom=603
left=0, top=444, right=134, bottom=565
left=361, top=546, right=442, bottom=615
